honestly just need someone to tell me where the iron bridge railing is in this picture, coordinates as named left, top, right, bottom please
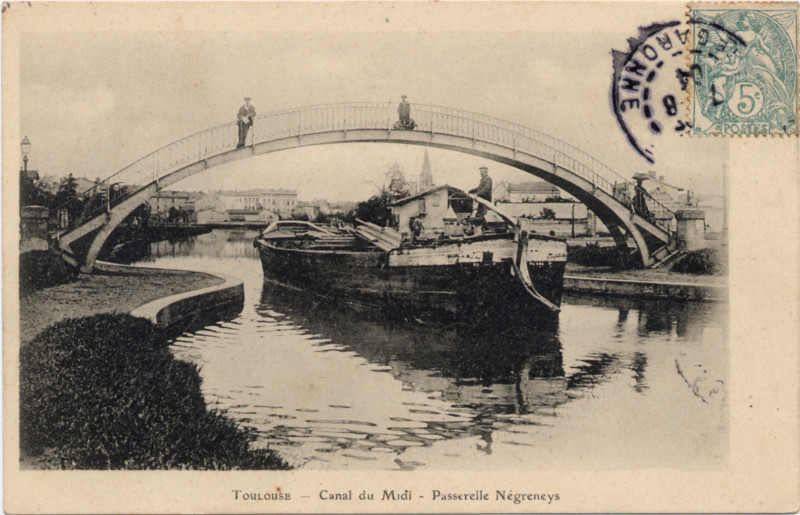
left=56, top=102, right=675, bottom=235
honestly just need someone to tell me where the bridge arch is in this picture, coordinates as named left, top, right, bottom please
left=57, top=102, right=674, bottom=271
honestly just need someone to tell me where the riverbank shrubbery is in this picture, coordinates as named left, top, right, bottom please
left=19, top=250, right=78, bottom=296
left=20, top=313, right=289, bottom=470
left=568, top=242, right=629, bottom=268
left=671, top=248, right=726, bottom=275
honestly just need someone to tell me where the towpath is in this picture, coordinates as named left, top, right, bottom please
left=565, top=263, right=725, bottom=286
left=564, top=263, right=726, bottom=301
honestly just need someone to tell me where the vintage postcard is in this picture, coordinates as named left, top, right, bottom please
left=3, top=1, right=798, bottom=513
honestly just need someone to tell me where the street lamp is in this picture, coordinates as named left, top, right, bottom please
left=21, top=136, right=31, bottom=172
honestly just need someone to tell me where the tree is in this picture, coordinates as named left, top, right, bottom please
left=53, top=174, right=82, bottom=226
left=352, top=193, right=395, bottom=226
left=20, top=172, right=53, bottom=208
left=313, top=212, right=333, bottom=224
left=352, top=164, right=412, bottom=226
left=80, top=190, right=106, bottom=223
left=539, top=207, right=556, bottom=220
left=383, top=163, right=410, bottom=200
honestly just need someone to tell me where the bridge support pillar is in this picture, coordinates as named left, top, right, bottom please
left=675, top=209, right=706, bottom=252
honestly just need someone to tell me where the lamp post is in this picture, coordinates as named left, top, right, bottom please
left=21, top=136, right=31, bottom=172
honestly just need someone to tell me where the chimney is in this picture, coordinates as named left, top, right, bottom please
left=659, top=175, right=664, bottom=182
left=649, top=170, right=656, bottom=178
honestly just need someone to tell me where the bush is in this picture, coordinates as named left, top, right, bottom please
left=568, top=242, right=626, bottom=268
left=19, top=250, right=78, bottom=296
left=671, top=248, right=725, bottom=275
left=20, top=313, right=288, bottom=470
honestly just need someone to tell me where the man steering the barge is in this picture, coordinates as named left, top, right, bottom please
left=469, top=166, right=493, bottom=221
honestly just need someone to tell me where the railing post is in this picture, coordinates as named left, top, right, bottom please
left=297, top=111, right=302, bottom=142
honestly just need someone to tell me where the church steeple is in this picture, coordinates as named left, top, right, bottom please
left=419, top=149, right=433, bottom=189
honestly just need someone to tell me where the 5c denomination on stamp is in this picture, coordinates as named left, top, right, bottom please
left=689, top=3, right=798, bottom=136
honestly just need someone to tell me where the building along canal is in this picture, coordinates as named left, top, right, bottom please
left=129, top=228, right=728, bottom=471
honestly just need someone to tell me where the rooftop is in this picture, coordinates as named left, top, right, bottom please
left=153, top=191, right=191, bottom=199
left=389, top=185, right=464, bottom=206
left=217, top=188, right=297, bottom=197
left=507, top=181, right=560, bottom=193
left=226, top=208, right=263, bottom=214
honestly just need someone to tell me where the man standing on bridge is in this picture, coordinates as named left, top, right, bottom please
left=396, top=95, right=415, bottom=129
left=237, top=97, right=256, bottom=148
left=469, top=166, right=493, bottom=220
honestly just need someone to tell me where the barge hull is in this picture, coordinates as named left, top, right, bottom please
left=256, top=241, right=564, bottom=322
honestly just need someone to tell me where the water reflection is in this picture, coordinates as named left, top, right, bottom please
left=260, top=285, right=566, bottom=420
left=148, top=230, right=260, bottom=260
left=245, top=284, right=725, bottom=468
left=564, top=293, right=721, bottom=341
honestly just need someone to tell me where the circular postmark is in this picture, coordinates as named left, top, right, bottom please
left=611, top=21, right=694, bottom=163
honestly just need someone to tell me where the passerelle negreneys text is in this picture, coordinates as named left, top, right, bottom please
left=431, top=490, right=560, bottom=504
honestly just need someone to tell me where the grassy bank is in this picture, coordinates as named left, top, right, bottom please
left=20, top=313, right=289, bottom=470
left=19, top=266, right=224, bottom=346
left=19, top=250, right=79, bottom=296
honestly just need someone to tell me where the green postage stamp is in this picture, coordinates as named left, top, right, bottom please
left=690, top=4, right=798, bottom=135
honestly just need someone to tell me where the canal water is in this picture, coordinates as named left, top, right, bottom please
left=132, top=229, right=728, bottom=470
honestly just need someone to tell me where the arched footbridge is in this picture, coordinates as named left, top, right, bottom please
left=55, top=102, right=676, bottom=272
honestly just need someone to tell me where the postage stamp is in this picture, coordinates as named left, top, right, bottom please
left=689, top=4, right=798, bottom=136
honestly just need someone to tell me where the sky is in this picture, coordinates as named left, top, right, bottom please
left=17, top=2, right=727, bottom=202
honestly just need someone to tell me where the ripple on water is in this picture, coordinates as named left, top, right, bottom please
left=341, top=453, right=378, bottom=461
left=267, top=413, right=296, bottom=420
left=415, top=433, right=447, bottom=440
left=305, top=419, right=378, bottom=427
left=365, top=446, right=396, bottom=454
left=394, top=459, right=426, bottom=470
left=405, top=427, right=436, bottom=434
left=385, top=438, right=429, bottom=448
left=285, top=436, right=334, bottom=444
left=408, top=409, right=440, bottom=415
left=501, top=440, right=535, bottom=447
left=314, top=431, right=369, bottom=441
